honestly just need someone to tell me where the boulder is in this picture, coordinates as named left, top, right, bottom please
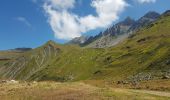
left=0, top=80, right=8, bottom=84
left=8, top=80, right=19, bottom=84
left=162, top=75, right=170, bottom=79
left=166, top=60, right=170, bottom=65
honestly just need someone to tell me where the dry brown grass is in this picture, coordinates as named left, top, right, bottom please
left=0, top=82, right=105, bottom=100
left=133, top=79, right=170, bottom=91
left=83, top=79, right=170, bottom=92
left=0, top=81, right=170, bottom=100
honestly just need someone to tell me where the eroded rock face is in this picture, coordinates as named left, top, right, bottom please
left=83, top=17, right=136, bottom=48
left=68, top=36, right=90, bottom=45
left=162, top=10, right=170, bottom=16
left=67, top=17, right=136, bottom=48
left=130, top=11, right=160, bottom=31
left=70, top=11, right=160, bottom=48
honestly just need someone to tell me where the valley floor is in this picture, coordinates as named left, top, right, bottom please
left=0, top=81, right=170, bottom=100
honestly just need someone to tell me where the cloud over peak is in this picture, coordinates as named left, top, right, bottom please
left=43, top=0, right=128, bottom=40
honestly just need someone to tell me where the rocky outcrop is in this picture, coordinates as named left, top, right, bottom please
left=68, top=36, right=90, bottom=45
left=130, top=11, right=160, bottom=31
left=162, top=10, right=170, bottom=16
left=69, top=11, right=160, bottom=48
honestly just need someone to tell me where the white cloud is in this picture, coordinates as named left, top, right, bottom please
left=46, top=0, right=75, bottom=10
left=43, top=0, right=128, bottom=40
left=16, top=17, right=31, bottom=27
left=137, top=0, right=156, bottom=3
left=80, top=0, right=128, bottom=31
left=43, top=2, right=81, bottom=39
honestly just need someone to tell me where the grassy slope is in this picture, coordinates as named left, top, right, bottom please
left=33, top=15, right=170, bottom=81
left=29, top=44, right=104, bottom=81
left=0, top=51, right=24, bottom=68
left=97, top=15, right=170, bottom=80
left=0, top=42, right=104, bottom=81
left=0, top=15, right=170, bottom=82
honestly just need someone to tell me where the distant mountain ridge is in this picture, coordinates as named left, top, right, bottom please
left=9, top=48, right=32, bottom=52
left=129, top=11, right=160, bottom=31
left=69, top=11, right=160, bottom=48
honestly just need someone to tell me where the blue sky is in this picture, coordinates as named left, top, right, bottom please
left=0, top=0, right=170, bottom=50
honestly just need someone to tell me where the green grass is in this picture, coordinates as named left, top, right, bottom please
left=0, top=15, right=170, bottom=82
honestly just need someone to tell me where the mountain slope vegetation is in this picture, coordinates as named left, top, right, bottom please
left=0, top=11, right=170, bottom=83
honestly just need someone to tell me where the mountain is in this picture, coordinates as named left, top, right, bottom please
left=9, top=48, right=32, bottom=52
left=69, top=17, right=136, bottom=48
left=102, top=17, right=136, bottom=36
left=69, top=17, right=135, bottom=48
left=67, top=36, right=90, bottom=45
left=162, top=10, right=170, bottom=16
left=69, top=11, right=160, bottom=48
left=130, top=11, right=160, bottom=31
left=0, top=10, right=169, bottom=82
left=84, top=17, right=136, bottom=48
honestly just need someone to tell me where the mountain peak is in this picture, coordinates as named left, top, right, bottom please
left=47, top=40, right=56, bottom=44
left=131, top=11, right=160, bottom=30
left=44, top=40, right=58, bottom=47
left=124, top=16, right=134, bottom=21
left=162, top=10, right=170, bottom=16
left=68, top=36, right=90, bottom=45
left=143, top=11, right=160, bottom=19
left=119, top=16, right=135, bottom=26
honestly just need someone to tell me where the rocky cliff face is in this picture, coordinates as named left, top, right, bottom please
left=68, top=17, right=136, bottom=48
left=162, top=10, right=170, bottom=16
left=103, top=17, right=135, bottom=36
left=69, top=11, right=160, bottom=48
left=68, top=36, right=90, bottom=45
left=129, top=11, right=160, bottom=31
left=83, top=17, right=135, bottom=48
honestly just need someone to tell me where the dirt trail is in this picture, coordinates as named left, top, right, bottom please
left=130, top=89, right=170, bottom=97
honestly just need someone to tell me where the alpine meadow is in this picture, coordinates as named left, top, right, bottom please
left=0, top=0, right=170, bottom=100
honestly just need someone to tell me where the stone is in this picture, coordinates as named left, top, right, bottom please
left=162, top=75, right=170, bottom=79
left=8, top=80, right=19, bottom=84
left=166, top=60, right=170, bottom=65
